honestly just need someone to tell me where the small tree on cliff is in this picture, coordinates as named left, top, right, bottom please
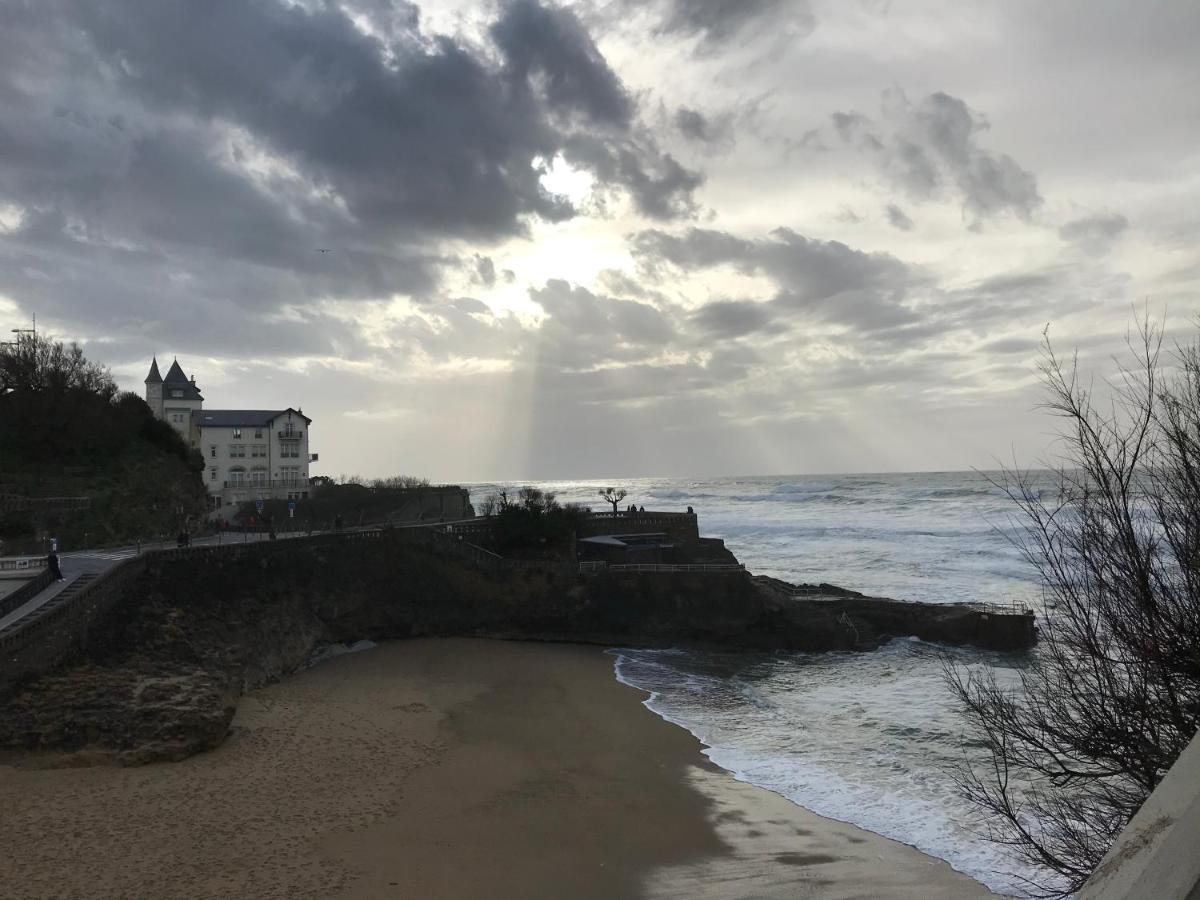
left=947, top=317, right=1200, bottom=897
left=0, top=330, right=115, bottom=398
left=598, top=486, right=627, bottom=514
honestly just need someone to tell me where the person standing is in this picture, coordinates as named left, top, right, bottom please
left=47, top=548, right=64, bottom=582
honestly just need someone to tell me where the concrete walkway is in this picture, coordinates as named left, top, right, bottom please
left=0, top=530, right=315, bottom=635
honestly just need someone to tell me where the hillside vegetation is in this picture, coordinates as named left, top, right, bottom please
left=0, top=335, right=207, bottom=552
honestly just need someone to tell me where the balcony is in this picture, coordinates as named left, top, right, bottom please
left=223, top=478, right=308, bottom=489
left=278, top=430, right=304, bottom=440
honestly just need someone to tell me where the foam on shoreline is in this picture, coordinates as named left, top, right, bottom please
left=610, top=644, right=1030, bottom=897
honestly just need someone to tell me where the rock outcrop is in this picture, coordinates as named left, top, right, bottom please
left=0, top=530, right=1035, bottom=764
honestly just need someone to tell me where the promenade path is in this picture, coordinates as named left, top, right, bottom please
left=0, top=530, right=312, bottom=635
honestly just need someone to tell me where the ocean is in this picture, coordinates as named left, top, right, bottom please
left=470, top=471, right=1047, bottom=896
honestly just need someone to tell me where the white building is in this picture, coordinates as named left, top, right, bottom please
left=145, top=357, right=315, bottom=511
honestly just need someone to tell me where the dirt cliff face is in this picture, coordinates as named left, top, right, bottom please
left=0, top=533, right=1035, bottom=764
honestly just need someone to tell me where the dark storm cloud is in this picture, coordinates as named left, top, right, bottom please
left=633, top=226, right=916, bottom=306
left=491, top=0, right=634, bottom=127
left=833, top=90, right=1042, bottom=227
left=691, top=300, right=778, bottom=338
left=1058, top=211, right=1129, bottom=253
left=0, top=0, right=703, bottom=359
left=65, top=0, right=580, bottom=239
left=632, top=226, right=933, bottom=343
left=885, top=204, right=915, bottom=231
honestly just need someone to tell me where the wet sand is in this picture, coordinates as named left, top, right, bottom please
left=0, top=639, right=996, bottom=898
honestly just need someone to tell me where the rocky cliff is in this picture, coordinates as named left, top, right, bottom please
left=0, top=531, right=1035, bottom=763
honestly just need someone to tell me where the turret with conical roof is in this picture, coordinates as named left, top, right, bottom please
left=146, top=355, right=204, bottom=441
left=145, top=356, right=164, bottom=417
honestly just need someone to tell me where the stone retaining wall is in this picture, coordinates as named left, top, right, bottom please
left=0, top=531, right=382, bottom=687
left=0, top=568, right=53, bottom=620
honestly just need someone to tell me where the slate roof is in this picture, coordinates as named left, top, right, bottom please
left=144, top=357, right=162, bottom=384
left=194, top=410, right=285, bottom=428
left=163, top=359, right=189, bottom=382
left=193, top=408, right=312, bottom=428
left=161, top=358, right=203, bottom=401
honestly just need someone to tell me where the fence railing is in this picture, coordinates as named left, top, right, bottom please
left=589, top=510, right=696, bottom=520
left=222, top=478, right=309, bottom=489
left=788, top=586, right=1034, bottom=618
left=601, top=563, right=744, bottom=573
left=0, top=556, right=47, bottom=574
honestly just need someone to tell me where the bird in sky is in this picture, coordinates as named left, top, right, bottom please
left=314, top=248, right=332, bottom=253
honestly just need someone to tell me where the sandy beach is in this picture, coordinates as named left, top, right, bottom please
left=0, top=639, right=996, bottom=899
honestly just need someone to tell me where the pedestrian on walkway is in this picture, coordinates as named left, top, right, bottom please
left=47, top=548, right=64, bottom=582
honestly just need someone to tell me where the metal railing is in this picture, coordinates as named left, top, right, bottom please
left=787, top=587, right=1034, bottom=618
left=589, top=510, right=695, bottom=520
left=587, top=562, right=742, bottom=573
left=221, top=479, right=309, bottom=489
left=0, top=556, right=47, bottom=574
left=278, top=430, right=303, bottom=440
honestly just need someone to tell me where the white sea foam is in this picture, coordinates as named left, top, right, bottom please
left=469, top=471, right=1056, bottom=895
left=612, top=643, right=1039, bottom=897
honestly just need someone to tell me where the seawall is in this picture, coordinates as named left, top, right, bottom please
left=0, top=527, right=1036, bottom=762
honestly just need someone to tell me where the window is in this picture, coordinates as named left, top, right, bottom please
left=229, top=444, right=245, bottom=458
left=171, top=389, right=183, bottom=398
left=233, top=428, right=242, bottom=439
left=210, top=468, right=218, bottom=481
left=251, top=444, right=267, bottom=458
left=254, top=428, right=263, bottom=439
left=209, top=445, right=216, bottom=459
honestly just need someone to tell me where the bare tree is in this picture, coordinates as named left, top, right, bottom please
left=370, top=475, right=431, bottom=489
left=0, top=331, right=115, bottom=399
left=598, top=486, right=627, bottom=514
left=947, top=316, right=1200, bottom=897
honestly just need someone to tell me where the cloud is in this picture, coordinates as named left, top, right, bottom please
left=691, top=299, right=778, bottom=337
left=885, top=204, right=915, bottom=231
left=0, top=0, right=706, bottom=365
left=472, top=254, right=498, bottom=288
left=833, top=90, right=1042, bottom=227
left=530, top=279, right=677, bottom=367
left=633, top=226, right=917, bottom=309
left=1058, top=211, right=1129, bottom=253
left=561, top=133, right=703, bottom=219
left=651, top=0, right=812, bottom=49
left=491, top=0, right=634, bottom=128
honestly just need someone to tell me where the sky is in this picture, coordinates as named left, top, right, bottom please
left=1, top=0, right=1198, bottom=481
